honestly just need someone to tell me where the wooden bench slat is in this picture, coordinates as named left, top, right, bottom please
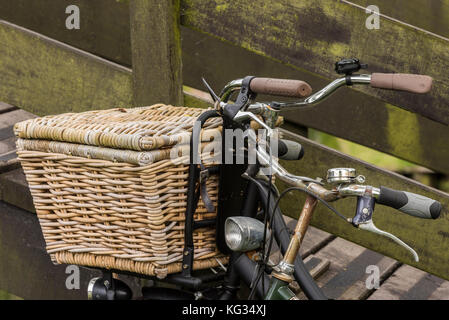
left=0, top=136, right=16, bottom=156
left=0, top=201, right=101, bottom=299
left=1, top=14, right=448, bottom=174
left=0, top=102, right=16, bottom=114
left=0, top=108, right=36, bottom=170
left=369, top=264, right=449, bottom=300
left=0, top=109, right=35, bottom=131
left=348, top=0, right=449, bottom=39
left=279, top=128, right=449, bottom=281
left=0, top=168, right=35, bottom=213
left=0, top=20, right=134, bottom=116
left=296, top=237, right=399, bottom=300
left=182, top=0, right=449, bottom=125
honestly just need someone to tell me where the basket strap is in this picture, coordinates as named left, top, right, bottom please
left=199, top=163, right=218, bottom=213
left=182, top=110, right=220, bottom=277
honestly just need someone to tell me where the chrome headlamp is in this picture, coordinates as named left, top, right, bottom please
left=224, top=216, right=268, bottom=252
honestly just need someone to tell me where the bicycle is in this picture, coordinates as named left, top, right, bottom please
left=87, top=58, right=441, bottom=300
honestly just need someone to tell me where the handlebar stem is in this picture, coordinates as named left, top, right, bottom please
left=277, top=74, right=371, bottom=110
left=337, top=184, right=380, bottom=198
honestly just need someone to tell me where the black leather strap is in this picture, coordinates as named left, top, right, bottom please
left=182, top=110, right=220, bottom=276
left=199, top=164, right=217, bottom=213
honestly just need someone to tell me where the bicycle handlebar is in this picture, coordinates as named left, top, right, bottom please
left=223, top=70, right=440, bottom=218
left=220, top=67, right=438, bottom=265
left=371, top=73, right=433, bottom=94
left=297, top=181, right=442, bottom=220
left=220, top=72, right=433, bottom=111
left=377, top=186, right=441, bottom=219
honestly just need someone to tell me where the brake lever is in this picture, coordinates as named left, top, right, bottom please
left=352, top=196, right=419, bottom=262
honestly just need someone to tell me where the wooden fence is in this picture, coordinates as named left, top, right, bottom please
left=0, top=0, right=448, bottom=297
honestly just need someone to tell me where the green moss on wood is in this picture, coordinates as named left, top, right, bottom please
left=129, top=0, right=183, bottom=106
left=278, top=129, right=449, bottom=280
left=386, top=103, right=423, bottom=165
left=0, top=21, right=134, bottom=116
left=181, top=0, right=449, bottom=125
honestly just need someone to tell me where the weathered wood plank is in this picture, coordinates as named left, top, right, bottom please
left=0, top=201, right=101, bottom=299
left=0, top=108, right=29, bottom=172
left=1, top=7, right=448, bottom=174
left=0, top=102, right=17, bottom=114
left=297, top=238, right=399, bottom=300
left=181, top=0, right=449, bottom=125
left=0, top=137, right=15, bottom=156
left=0, top=168, right=35, bottom=213
left=282, top=101, right=449, bottom=175
left=0, top=109, right=36, bottom=159
left=279, top=128, right=449, bottom=280
left=183, top=86, right=214, bottom=109
left=0, top=0, right=131, bottom=66
left=183, top=28, right=449, bottom=175
left=0, top=109, right=35, bottom=131
left=0, top=20, right=210, bottom=116
left=2, top=0, right=447, bottom=128
left=0, top=19, right=134, bottom=116
left=349, top=0, right=449, bottom=39
left=0, top=200, right=146, bottom=299
left=129, top=0, right=183, bottom=106
left=369, top=264, right=449, bottom=300
left=269, top=223, right=334, bottom=264
left=0, top=157, right=19, bottom=174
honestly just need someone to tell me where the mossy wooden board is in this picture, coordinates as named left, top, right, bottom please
left=0, top=20, right=134, bottom=116
left=1, top=2, right=449, bottom=173
left=181, top=0, right=449, bottom=125
left=279, top=128, right=449, bottom=281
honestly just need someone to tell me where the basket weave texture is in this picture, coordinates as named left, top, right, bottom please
left=15, top=104, right=228, bottom=278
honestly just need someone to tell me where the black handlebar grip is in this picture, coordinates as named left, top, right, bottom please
left=377, top=186, right=442, bottom=219
left=276, top=139, right=304, bottom=161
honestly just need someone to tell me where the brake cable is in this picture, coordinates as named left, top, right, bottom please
left=248, top=142, right=274, bottom=299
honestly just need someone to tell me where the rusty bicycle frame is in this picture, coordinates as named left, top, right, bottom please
left=265, top=194, right=318, bottom=300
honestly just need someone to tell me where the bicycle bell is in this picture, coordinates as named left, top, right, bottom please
left=326, top=168, right=365, bottom=185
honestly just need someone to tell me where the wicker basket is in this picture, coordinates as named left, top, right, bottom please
left=14, top=104, right=228, bottom=278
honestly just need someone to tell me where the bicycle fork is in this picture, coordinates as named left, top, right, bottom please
left=265, top=195, right=318, bottom=300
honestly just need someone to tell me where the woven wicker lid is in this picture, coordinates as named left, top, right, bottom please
left=14, top=104, right=221, bottom=151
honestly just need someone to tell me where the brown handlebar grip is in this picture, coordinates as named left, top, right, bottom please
left=371, top=73, right=433, bottom=94
left=249, top=78, right=312, bottom=98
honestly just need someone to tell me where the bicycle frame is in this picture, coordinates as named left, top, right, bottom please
left=265, top=195, right=318, bottom=300
left=219, top=176, right=327, bottom=300
left=213, top=70, right=439, bottom=300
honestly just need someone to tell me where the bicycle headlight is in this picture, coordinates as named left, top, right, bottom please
left=225, top=216, right=268, bottom=252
